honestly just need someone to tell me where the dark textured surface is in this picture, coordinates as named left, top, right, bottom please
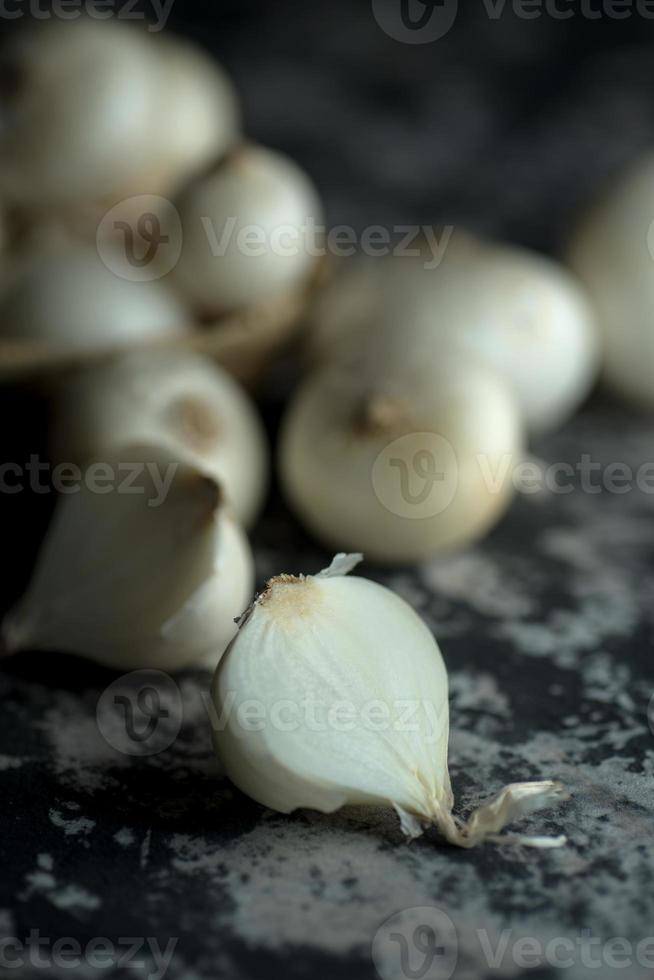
left=2, top=3, right=654, bottom=979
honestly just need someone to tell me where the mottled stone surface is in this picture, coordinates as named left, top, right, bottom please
left=3, top=404, right=654, bottom=980
left=2, top=3, right=654, bottom=979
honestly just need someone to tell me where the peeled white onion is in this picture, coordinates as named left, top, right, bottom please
left=3, top=446, right=254, bottom=672
left=567, top=156, right=654, bottom=409
left=212, top=554, right=567, bottom=847
left=279, top=352, right=523, bottom=564
left=52, top=350, right=268, bottom=528
left=309, top=239, right=599, bottom=434
left=0, top=247, right=190, bottom=354
left=173, top=144, right=322, bottom=315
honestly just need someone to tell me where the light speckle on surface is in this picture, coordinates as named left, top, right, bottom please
left=114, top=827, right=136, bottom=847
left=49, top=809, right=96, bottom=837
left=140, top=828, right=152, bottom=869
left=38, top=691, right=131, bottom=792
left=47, top=885, right=102, bottom=912
left=423, top=552, right=537, bottom=619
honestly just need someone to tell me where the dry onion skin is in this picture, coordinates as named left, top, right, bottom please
left=2, top=446, right=254, bottom=672
left=0, top=247, right=191, bottom=355
left=211, top=554, right=567, bottom=848
left=309, top=239, right=599, bottom=435
left=567, top=156, right=654, bottom=410
left=279, top=352, right=523, bottom=564
left=52, top=350, right=269, bottom=528
left=173, top=144, right=323, bottom=316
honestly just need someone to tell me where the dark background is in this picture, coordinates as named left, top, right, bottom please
left=161, top=0, right=654, bottom=249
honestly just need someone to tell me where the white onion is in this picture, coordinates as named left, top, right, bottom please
left=310, top=239, right=599, bottom=434
left=567, top=156, right=654, bottom=409
left=173, top=144, right=322, bottom=315
left=279, top=352, right=523, bottom=563
left=3, top=446, right=254, bottom=672
left=0, top=247, right=191, bottom=354
left=146, top=35, right=240, bottom=196
left=0, top=20, right=162, bottom=207
left=52, top=350, right=268, bottom=528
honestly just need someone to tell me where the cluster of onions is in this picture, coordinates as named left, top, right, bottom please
left=0, top=18, right=323, bottom=367
left=278, top=232, right=600, bottom=563
left=0, top=17, right=323, bottom=672
left=3, top=350, right=269, bottom=671
left=278, top=152, right=654, bottom=567
left=5, top=16, right=631, bottom=846
left=0, top=18, right=238, bottom=210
